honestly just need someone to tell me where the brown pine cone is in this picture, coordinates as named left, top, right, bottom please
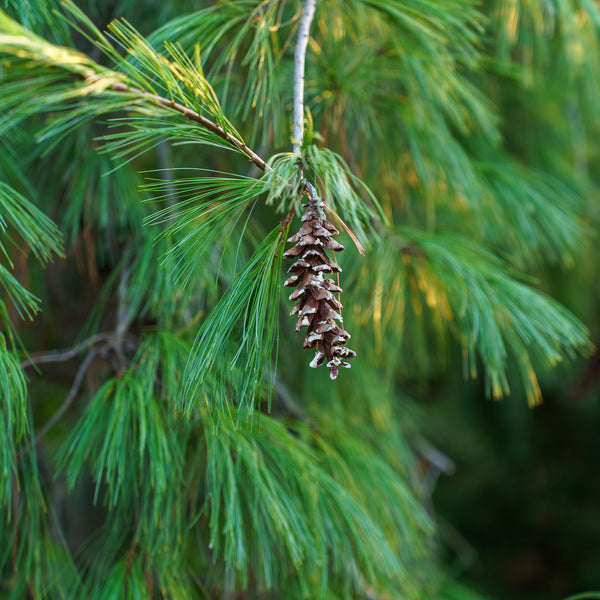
left=283, top=188, right=356, bottom=379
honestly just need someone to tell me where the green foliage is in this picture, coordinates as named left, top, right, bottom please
left=474, top=158, right=584, bottom=268
left=0, top=180, right=62, bottom=268
left=146, top=171, right=266, bottom=285
left=351, top=228, right=591, bottom=405
left=0, top=336, right=27, bottom=506
left=0, top=0, right=598, bottom=598
left=180, top=225, right=285, bottom=421
left=146, top=0, right=298, bottom=145
left=0, top=340, right=78, bottom=599
left=199, top=412, right=431, bottom=597
left=1, top=0, right=71, bottom=42
left=0, top=177, right=62, bottom=343
left=303, top=144, right=386, bottom=241
left=59, top=336, right=182, bottom=508
left=263, top=145, right=385, bottom=242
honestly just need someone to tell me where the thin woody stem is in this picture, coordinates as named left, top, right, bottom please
left=108, top=82, right=270, bottom=172
left=292, top=0, right=317, bottom=154
left=21, top=332, right=112, bottom=368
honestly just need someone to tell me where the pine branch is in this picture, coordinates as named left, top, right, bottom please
left=108, top=81, right=269, bottom=172
left=292, top=0, right=316, bottom=154
left=0, top=10, right=271, bottom=172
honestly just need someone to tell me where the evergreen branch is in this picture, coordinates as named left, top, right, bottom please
left=0, top=178, right=63, bottom=334
left=180, top=225, right=286, bottom=421
left=0, top=181, right=63, bottom=264
left=0, top=265, right=40, bottom=321
left=107, top=81, right=269, bottom=172
left=0, top=9, right=271, bottom=171
left=145, top=173, right=269, bottom=289
left=145, top=2, right=298, bottom=147
left=353, top=228, right=592, bottom=405
left=57, top=336, right=183, bottom=509
left=198, top=410, right=425, bottom=595
left=304, top=144, right=386, bottom=242
left=21, top=331, right=139, bottom=452
left=292, top=0, right=316, bottom=154
left=0, top=337, right=28, bottom=503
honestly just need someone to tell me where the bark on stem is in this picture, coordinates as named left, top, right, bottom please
left=293, top=0, right=317, bottom=155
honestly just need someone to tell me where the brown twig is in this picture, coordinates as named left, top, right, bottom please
left=108, top=82, right=270, bottom=173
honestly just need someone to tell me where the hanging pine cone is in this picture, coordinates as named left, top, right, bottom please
left=283, top=184, right=356, bottom=379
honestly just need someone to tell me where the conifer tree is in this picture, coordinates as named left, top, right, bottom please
left=0, top=0, right=598, bottom=598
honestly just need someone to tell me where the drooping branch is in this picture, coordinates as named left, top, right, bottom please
left=292, top=0, right=317, bottom=154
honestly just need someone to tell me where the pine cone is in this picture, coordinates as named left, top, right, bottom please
left=283, top=190, right=356, bottom=379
